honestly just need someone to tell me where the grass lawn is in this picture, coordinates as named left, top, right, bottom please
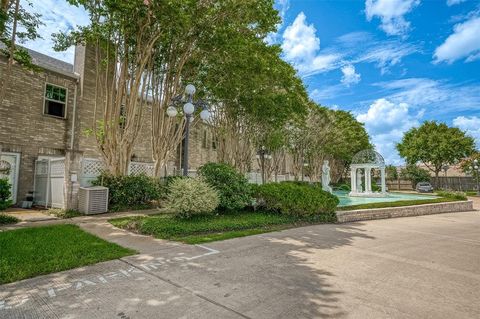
left=110, top=210, right=336, bottom=244
left=337, top=197, right=462, bottom=211
left=0, top=224, right=135, bottom=284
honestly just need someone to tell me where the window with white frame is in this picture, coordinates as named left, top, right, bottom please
left=44, top=84, right=67, bottom=118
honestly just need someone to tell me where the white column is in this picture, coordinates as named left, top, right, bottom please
left=381, top=167, right=386, bottom=193
left=366, top=167, right=372, bottom=193
left=351, top=167, right=356, bottom=192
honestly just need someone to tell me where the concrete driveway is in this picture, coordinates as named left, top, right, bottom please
left=1, top=208, right=480, bottom=318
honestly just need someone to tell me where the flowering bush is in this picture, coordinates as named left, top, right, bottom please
left=166, top=177, right=220, bottom=218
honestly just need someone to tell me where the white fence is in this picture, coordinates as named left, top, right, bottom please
left=33, top=158, right=65, bottom=208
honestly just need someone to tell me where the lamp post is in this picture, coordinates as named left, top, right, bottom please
left=469, top=159, right=479, bottom=196
left=256, top=146, right=271, bottom=184
left=166, top=84, right=210, bottom=176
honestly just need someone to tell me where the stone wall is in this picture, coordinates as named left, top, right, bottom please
left=336, top=200, right=475, bottom=223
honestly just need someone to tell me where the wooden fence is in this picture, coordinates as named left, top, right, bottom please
left=387, top=177, right=478, bottom=191
left=386, top=180, right=414, bottom=191
left=431, top=176, right=477, bottom=191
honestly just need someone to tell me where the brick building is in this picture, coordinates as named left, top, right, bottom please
left=0, top=45, right=220, bottom=209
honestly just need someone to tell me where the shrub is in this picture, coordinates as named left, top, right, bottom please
left=332, top=183, right=351, bottom=191
left=255, top=182, right=339, bottom=216
left=166, top=177, right=220, bottom=218
left=0, top=178, right=12, bottom=211
left=435, top=190, right=467, bottom=200
left=0, top=214, right=18, bottom=225
left=198, top=163, right=252, bottom=211
left=156, top=175, right=186, bottom=200
left=92, top=173, right=161, bottom=211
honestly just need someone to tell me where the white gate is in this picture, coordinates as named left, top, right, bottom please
left=34, top=158, right=65, bottom=208
left=0, top=152, right=21, bottom=203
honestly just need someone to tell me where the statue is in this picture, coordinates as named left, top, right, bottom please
left=322, top=160, right=332, bottom=193
left=356, top=169, right=363, bottom=192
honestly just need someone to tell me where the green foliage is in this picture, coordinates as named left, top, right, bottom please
left=400, top=165, right=431, bottom=187
left=397, top=121, right=476, bottom=176
left=435, top=190, right=467, bottom=200
left=0, top=224, right=134, bottom=284
left=110, top=210, right=336, bottom=244
left=92, top=173, right=160, bottom=211
left=1, top=0, right=43, bottom=68
left=332, top=183, right=351, bottom=191
left=166, top=177, right=220, bottom=218
left=459, top=153, right=480, bottom=177
left=198, top=163, right=252, bottom=211
left=385, top=165, right=398, bottom=180
left=255, top=182, right=339, bottom=216
left=0, top=214, right=18, bottom=225
left=0, top=178, right=12, bottom=210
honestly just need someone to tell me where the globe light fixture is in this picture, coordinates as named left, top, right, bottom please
left=166, top=106, right=178, bottom=118
left=200, top=109, right=211, bottom=121
left=185, top=84, right=196, bottom=96
left=183, top=102, right=194, bottom=115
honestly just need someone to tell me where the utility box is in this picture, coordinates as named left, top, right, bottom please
left=78, top=186, right=109, bottom=214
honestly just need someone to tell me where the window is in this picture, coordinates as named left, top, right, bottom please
left=44, top=84, right=67, bottom=118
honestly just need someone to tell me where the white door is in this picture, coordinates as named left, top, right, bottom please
left=0, top=152, right=21, bottom=203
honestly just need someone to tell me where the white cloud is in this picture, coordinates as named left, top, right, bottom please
left=355, top=41, right=419, bottom=74
left=356, top=98, right=422, bottom=164
left=22, top=0, right=90, bottom=63
left=365, top=0, right=420, bottom=36
left=282, top=12, right=342, bottom=76
left=372, top=78, right=480, bottom=115
left=341, top=65, right=361, bottom=86
left=434, top=16, right=480, bottom=64
left=446, top=0, right=466, bottom=6
left=453, top=116, right=480, bottom=148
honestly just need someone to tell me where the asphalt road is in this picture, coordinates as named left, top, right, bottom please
left=1, top=208, right=480, bottom=318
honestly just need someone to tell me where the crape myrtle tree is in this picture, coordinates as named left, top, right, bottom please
left=54, top=0, right=282, bottom=176
left=147, top=0, right=281, bottom=175
left=397, top=121, right=476, bottom=179
left=0, top=0, right=42, bottom=106
left=55, top=0, right=167, bottom=175
left=194, top=18, right=308, bottom=173
left=283, top=104, right=370, bottom=182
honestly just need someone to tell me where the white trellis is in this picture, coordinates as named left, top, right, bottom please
left=79, top=158, right=156, bottom=187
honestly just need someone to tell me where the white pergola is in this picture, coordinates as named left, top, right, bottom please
left=349, top=149, right=387, bottom=197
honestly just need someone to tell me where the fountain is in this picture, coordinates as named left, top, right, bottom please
left=349, top=149, right=388, bottom=197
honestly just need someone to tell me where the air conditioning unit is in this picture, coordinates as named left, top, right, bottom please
left=78, top=186, right=109, bottom=215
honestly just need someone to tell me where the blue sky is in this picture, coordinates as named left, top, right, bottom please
left=23, top=0, right=480, bottom=164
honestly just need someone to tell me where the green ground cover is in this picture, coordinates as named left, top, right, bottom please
left=110, top=210, right=336, bottom=244
left=0, top=224, right=135, bottom=284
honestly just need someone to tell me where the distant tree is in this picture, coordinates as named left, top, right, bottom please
left=397, top=121, right=476, bottom=178
left=459, top=152, right=480, bottom=178
left=400, top=165, right=431, bottom=188
left=385, top=165, right=398, bottom=180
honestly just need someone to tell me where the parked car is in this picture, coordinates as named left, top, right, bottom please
left=416, top=182, right=433, bottom=193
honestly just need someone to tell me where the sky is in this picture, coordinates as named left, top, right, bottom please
left=22, top=0, right=480, bottom=164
